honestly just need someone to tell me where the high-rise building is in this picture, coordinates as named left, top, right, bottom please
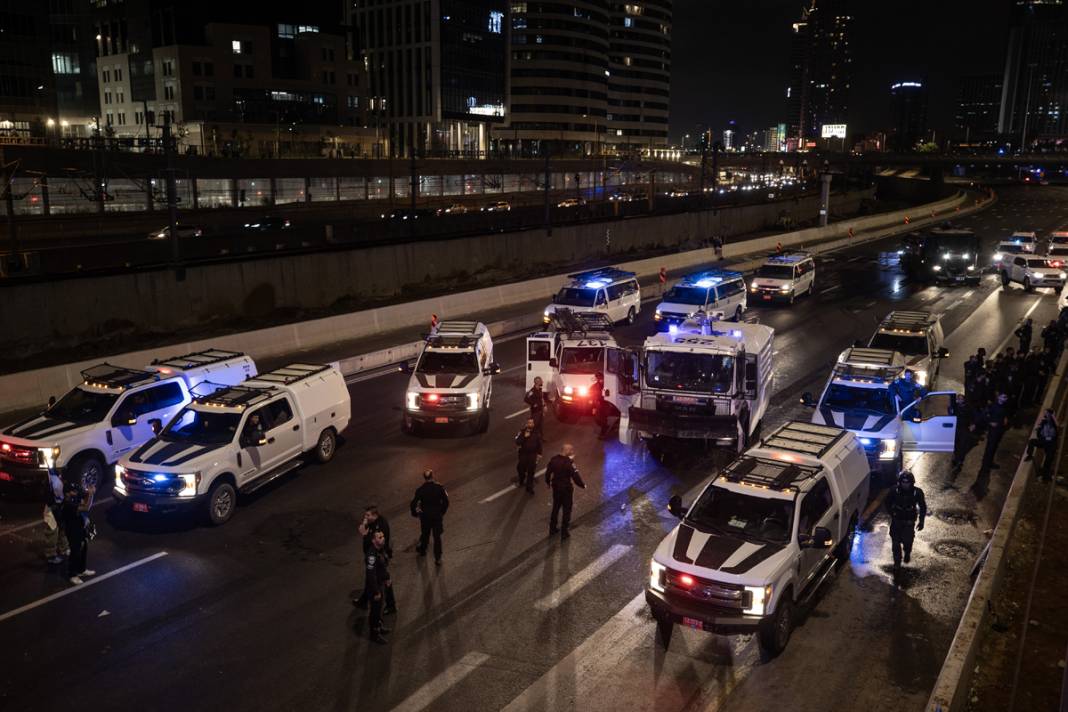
left=888, top=81, right=928, bottom=152
left=955, top=74, right=1003, bottom=146
left=353, top=0, right=510, bottom=158
left=998, top=0, right=1068, bottom=148
left=606, top=1, right=672, bottom=154
left=785, top=0, right=853, bottom=149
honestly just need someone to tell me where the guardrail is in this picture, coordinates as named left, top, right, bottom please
left=0, top=189, right=982, bottom=416
left=926, top=348, right=1068, bottom=712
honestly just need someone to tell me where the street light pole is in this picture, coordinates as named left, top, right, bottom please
left=163, top=114, right=181, bottom=278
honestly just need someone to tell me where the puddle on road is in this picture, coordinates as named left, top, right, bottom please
left=933, top=508, right=979, bottom=526
left=932, top=539, right=977, bottom=560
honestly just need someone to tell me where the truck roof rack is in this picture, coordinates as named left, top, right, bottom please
left=427, top=334, right=475, bottom=349
left=721, top=452, right=821, bottom=492
left=760, top=421, right=849, bottom=458
left=151, top=348, right=246, bottom=370
left=566, top=267, right=636, bottom=286
left=548, top=308, right=614, bottom=336
left=194, top=384, right=274, bottom=410
left=435, top=320, right=480, bottom=335
left=80, top=364, right=158, bottom=391
left=878, top=311, right=932, bottom=332
left=764, top=252, right=812, bottom=264
left=678, top=269, right=742, bottom=287
left=251, top=363, right=332, bottom=386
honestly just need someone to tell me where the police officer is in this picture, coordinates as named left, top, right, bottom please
left=1025, top=409, right=1059, bottom=481
left=885, top=470, right=926, bottom=571
left=545, top=443, right=586, bottom=539
left=525, top=377, right=551, bottom=436
left=411, top=469, right=449, bottom=565
left=980, top=392, right=1011, bottom=471
left=1016, top=318, right=1033, bottom=354
left=364, top=530, right=394, bottom=644
left=514, top=418, right=542, bottom=493
left=353, top=505, right=391, bottom=609
left=593, top=372, right=609, bottom=439
left=889, top=370, right=925, bottom=408
left=950, top=394, right=979, bottom=476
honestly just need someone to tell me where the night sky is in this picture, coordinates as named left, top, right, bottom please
left=670, top=0, right=1011, bottom=142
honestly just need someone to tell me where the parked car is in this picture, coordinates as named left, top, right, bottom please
left=557, top=198, right=586, bottom=208
left=481, top=200, right=512, bottom=212
left=242, top=217, right=292, bottom=231
left=147, top=224, right=203, bottom=240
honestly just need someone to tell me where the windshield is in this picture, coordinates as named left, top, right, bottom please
left=869, top=333, right=927, bottom=355
left=662, top=286, right=709, bottom=305
left=1011, top=234, right=1036, bottom=243
left=930, top=236, right=978, bottom=253
left=1048, top=247, right=1068, bottom=256
left=161, top=408, right=241, bottom=445
left=560, top=347, right=603, bottom=375
left=1026, top=258, right=1051, bottom=268
left=756, top=264, right=794, bottom=279
left=45, top=388, right=118, bottom=424
left=417, top=351, right=479, bottom=374
left=1052, top=235, right=1068, bottom=244
left=998, top=244, right=1024, bottom=254
left=646, top=351, right=735, bottom=394
left=686, top=485, right=794, bottom=545
left=821, top=383, right=896, bottom=415
left=554, top=287, right=597, bottom=307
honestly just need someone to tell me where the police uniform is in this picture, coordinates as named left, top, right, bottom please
left=411, top=479, right=450, bottom=563
left=1026, top=415, right=1059, bottom=481
left=951, top=399, right=978, bottom=473
left=514, top=427, right=542, bottom=492
left=980, top=400, right=1009, bottom=470
left=885, top=480, right=926, bottom=568
left=365, top=543, right=395, bottom=641
left=525, top=386, right=550, bottom=434
left=354, top=515, right=391, bottom=608
left=545, top=453, right=586, bottom=538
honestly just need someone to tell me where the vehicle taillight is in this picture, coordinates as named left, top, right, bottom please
left=678, top=574, right=695, bottom=588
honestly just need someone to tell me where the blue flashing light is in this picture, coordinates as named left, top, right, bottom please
left=730, top=329, right=743, bottom=338
left=152, top=473, right=169, bottom=482
left=585, top=280, right=608, bottom=288
left=694, top=278, right=720, bottom=288
left=859, top=438, right=873, bottom=446
left=668, top=324, right=678, bottom=335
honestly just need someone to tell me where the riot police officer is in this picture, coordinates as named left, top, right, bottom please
left=889, top=370, right=925, bottom=409
left=514, top=418, right=542, bottom=493
left=545, top=443, right=586, bottom=539
left=411, top=469, right=449, bottom=565
left=885, top=470, right=926, bottom=571
left=525, top=377, right=551, bottom=436
left=1016, top=318, right=1033, bottom=354
left=364, top=530, right=394, bottom=644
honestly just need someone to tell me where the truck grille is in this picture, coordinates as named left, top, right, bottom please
left=665, top=568, right=750, bottom=610
left=417, top=393, right=469, bottom=411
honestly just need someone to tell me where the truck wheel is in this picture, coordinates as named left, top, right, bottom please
left=472, top=408, right=490, bottom=435
left=654, top=612, right=673, bottom=649
left=835, top=513, right=858, bottom=563
left=1000, top=271, right=1009, bottom=288
left=206, top=481, right=237, bottom=526
left=314, top=429, right=337, bottom=463
left=625, top=306, right=636, bottom=325
left=68, top=453, right=105, bottom=493
left=401, top=418, right=420, bottom=436
left=1024, top=277, right=1033, bottom=292
left=734, top=306, right=744, bottom=322
left=758, top=596, right=794, bottom=659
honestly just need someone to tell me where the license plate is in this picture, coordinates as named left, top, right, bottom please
left=133, top=502, right=149, bottom=513
left=682, top=617, right=705, bottom=631
left=762, top=294, right=772, bottom=300
left=434, top=417, right=449, bottom=424
left=674, top=396, right=698, bottom=405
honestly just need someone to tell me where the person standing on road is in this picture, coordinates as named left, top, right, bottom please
left=885, top=470, right=926, bottom=572
left=545, top=443, right=586, bottom=539
left=515, top=419, right=542, bottom=493
left=364, top=530, right=394, bottom=645
left=951, top=394, right=979, bottom=477
left=43, top=469, right=69, bottom=565
left=980, top=393, right=1011, bottom=472
left=61, top=482, right=95, bottom=585
left=1025, top=409, right=1059, bottom=481
left=889, top=370, right=925, bottom=408
left=1042, top=320, right=1064, bottom=356
left=411, top=469, right=449, bottom=565
left=525, top=377, right=551, bottom=436
left=593, top=372, right=610, bottom=439
left=353, top=505, right=391, bottom=609
left=1016, top=318, right=1033, bottom=354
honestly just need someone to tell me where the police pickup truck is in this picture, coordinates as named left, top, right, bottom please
left=647, top=421, right=869, bottom=657
left=802, top=347, right=958, bottom=480
left=0, top=349, right=255, bottom=492
left=525, top=310, right=616, bottom=421
left=607, top=315, right=774, bottom=456
left=866, top=311, right=948, bottom=388
left=403, top=321, right=500, bottom=435
left=115, top=363, right=351, bottom=525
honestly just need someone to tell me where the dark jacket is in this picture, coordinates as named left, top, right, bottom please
left=411, top=481, right=450, bottom=519
left=361, top=515, right=391, bottom=555
left=1036, top=416, right=1058, bottom=444
left=545, top=454, right=586, bottom=493
left=525, top=387, right=550, bottom=413
left=364, top=545, right=391, bottom=597
left=515, top=429, right=543, bottom=459
left=886, top=485, right=927, bottom=526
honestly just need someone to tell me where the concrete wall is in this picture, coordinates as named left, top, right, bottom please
left=1, top=189, right=872, bottom=359
left=0, top=190, right=976, bottom=414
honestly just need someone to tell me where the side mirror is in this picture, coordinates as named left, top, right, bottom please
left=149, top=418, right=162, bottom=436
left=47, top=395, right=56, bottom=408
left=485, top=362, right=501, bottom=376
left=813, top=526, right=833, bottom=548
left=800, top=392, right=816, bottom=407
left=549, top=357, right=558, bottom=368
left=937, top=347, right=950, bottom=358
left=400, top=361, right=413, bottom=374
left=667, top=495, right=685, bottom=520
left=113, top=412, right=136, bottom=427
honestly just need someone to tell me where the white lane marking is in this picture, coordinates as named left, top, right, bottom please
left=944, top=296, right=966, bottom=312
left=991, top=295, right=1045, bottom=357
left=819, top=284, right=841, bottom=295
left=480, top=468, right=546, bottom=504
left=388, top=651, right=490, bottom=712
left=505, top=408, right=530, bottom=420
left=0, top=497, right=114, bottom=538
left=0, top=551, right=168, bottom=624
left=533, top=544, right=632, bottom=611
left=502, top=363, right=525, bottom=374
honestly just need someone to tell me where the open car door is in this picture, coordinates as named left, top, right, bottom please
left=525, top=333, right=556, bottom=392
left=605, top=347, right=641, bottom=444
left=900, top=391, right=957, bottom=452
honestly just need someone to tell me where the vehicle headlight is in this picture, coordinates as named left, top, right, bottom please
left=406, top=392, right=418, bottom=410
left=779, top=284, right=791, bottom=292
left=963, top=253, right=970, bottom=259
left=743, top=584, right=772, bottom=616
left=577, top=386, right=589, bottom=397
left=40, top=446, right=60, bottom=468
left=177, top=473, right=200, bottom=498
left=967, top=265, right=975, bottom=271
left=993, top=252, right=1003, bottom=261
left=543, top=309, right=551, bottom=323
left=879, top=438, right=898, bottom=460
left=650, top=560, right=666, bottom=593
left=114, top=464, right=126, bottom=493
left=913, top=370, right=928, bottom=387
left=932, top=264, right=942, bottom=272
left=466, top=393, right=480, bottom=411
left=654, top=308, right=662, bottom=321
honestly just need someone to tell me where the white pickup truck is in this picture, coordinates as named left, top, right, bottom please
left=647, top=421, right=870, bottom=658
left=0, top=349, right=255, bottom=492
left=114, top=363, right=350, bottom=525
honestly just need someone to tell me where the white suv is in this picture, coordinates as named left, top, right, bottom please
left=749, top=253, right=816, bottom=304
left=544, top=268, right=641, bottom=326
left=1000, top=255, right=1067, bottom=292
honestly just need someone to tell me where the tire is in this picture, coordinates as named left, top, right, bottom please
left=401, top=418, right=420, bottom=436
left=625, top=306, right=636, bottom=325
left=314, top=428, right=337, bottom=463
left=67, top=453, right=105, bottom=493
left=758, top=595, right=794, bottom=659
left=1024, top=276, right=1033, bottom=292
left=1001, top=271, right=1009, bottom=288
left=472, top=407, right=490, bottom=435
left=206, top=481, right=237, bottom=526
left=655, top=612, right=673, bottom=649
left=835, top=513, right=858, bottom=562
left=734, top=306, right=744, bottom=322
left=788, top=289, right=796, bottom=305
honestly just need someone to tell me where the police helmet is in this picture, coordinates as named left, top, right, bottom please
left=897, top=470, right=916, bottom=486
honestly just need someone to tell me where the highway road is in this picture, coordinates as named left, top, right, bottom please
left=0, top=185, right=1063, bottom=712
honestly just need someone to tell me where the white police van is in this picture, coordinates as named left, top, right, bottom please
left=544, top=268, right=641, bottom=326
left=654, top=269, right=748, bottom=326
left=525, top=310, right=616, bottom=421
left=748, top=253, right=816, bottom=304
left=0, top=349, right=255, bottom=492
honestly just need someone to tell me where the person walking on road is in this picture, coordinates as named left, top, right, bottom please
left=61, top=482, right=95, bottom=585
left=353, top=505, right=391, bottom=608
left=515, top=418, right=542, bottom=493
left=525, top=377, right=551, bottom=436
left=1025, top=409, right=1059, bottom=481
left=43, top=469, right=69, bottom=565
left=364, top=530, right=394, bottom=644
left=1016, top=318, right=1033, bottom=354
left=886, top=470, right=926, bottom=572
left=950, top=394, right=980, bottom=476
left=545, top=443, right=586, bottom=539
left=979, top=392, right=1011, bottom=472
left=411, top=469, right=449, bottom=565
